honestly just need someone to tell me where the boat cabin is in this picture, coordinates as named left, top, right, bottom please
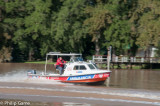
left=64, top=59, right=102, bottom=76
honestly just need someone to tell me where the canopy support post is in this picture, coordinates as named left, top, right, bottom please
left=44, top=54, right=48, bottom=75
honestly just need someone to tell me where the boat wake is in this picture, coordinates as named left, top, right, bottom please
left=0, top=70, right=64, bottom=85
left=0, top=70, right=27, bottom=82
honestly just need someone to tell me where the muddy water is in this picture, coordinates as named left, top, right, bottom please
left=109, top=69, right=160, bottom=90
left=0, top=63, right=160, bottom=90
left=0, top=63, right=160, bottom=106
left=0, top=63, right=54, bottom=74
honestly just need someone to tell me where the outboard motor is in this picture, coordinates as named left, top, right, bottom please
left=27, top=70, right=36, bottom=75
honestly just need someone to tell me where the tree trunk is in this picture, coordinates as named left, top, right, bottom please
left=28, top=48, right=33, bottom=61
left=95, top=33, right=100, bottom=55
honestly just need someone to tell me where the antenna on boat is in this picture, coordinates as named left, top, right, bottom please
left=44, top=54, right=48, bottom=75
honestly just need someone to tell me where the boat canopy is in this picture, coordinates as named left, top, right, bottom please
left=46, top=52, right=82, bottom=56
left=45, top=52, right=82, bottom=74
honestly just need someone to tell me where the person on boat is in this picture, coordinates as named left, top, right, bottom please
left=55, top=57, right=66, bottom=75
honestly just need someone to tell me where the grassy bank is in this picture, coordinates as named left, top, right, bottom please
left=98, top=64, right=142, bottom=70
left=97, top=64, right=160, bottom=70
left=24, top=61, right=160, bottom=70
left=24, top=61, right=55, bottom=64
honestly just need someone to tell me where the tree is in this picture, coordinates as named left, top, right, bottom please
left=84, top=0, right=135, bottom=56
left=0, top=0, right=12, bottom=62
left=103, top=0, right=135, bottom=56
left=4, top=0, right=52, bottom=61
left=84, top=2, right=112, bottom=55
left=52, top=0, right=87, bottom=53
left=104, top=19, right=132, bottom=55
left=0, top=0, right=5, bottom=50
left=130, top=0, right=160, bottom=50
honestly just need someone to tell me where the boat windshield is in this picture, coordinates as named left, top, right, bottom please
left=70, top=57, right=83, bottom=62
left=93, top=63, right=99, bottom=69
left=88, top=64, right=96, bottom=70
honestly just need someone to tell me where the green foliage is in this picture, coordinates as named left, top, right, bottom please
left=0, top=0, right=13, bottom=62
left=52, top=0, right=87, bottom=53
left=1, top=0, right=160, bottom=62
left=84, top=4, right=112, bottom=36
left=130, top=0, right=160, bottom=49
left=4, top=0, right=52, bottom=60
left=104, top=19, right=132, bottom=54
left=84, top=3, right=113, bottom=55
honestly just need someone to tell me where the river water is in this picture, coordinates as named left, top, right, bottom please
left=0, top=63, right=160, bottom=106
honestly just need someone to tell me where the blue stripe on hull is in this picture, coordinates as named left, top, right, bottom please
left=67, top=75, right=95, bottom=81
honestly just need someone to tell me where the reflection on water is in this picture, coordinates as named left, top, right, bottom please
left=110, top=69, right=160, bottom=90
left=0, top=63, right=55, bottom=74
left=0, top=63, right=160, bottom=90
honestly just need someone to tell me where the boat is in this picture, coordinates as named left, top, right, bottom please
left=27, top=52, right=111, bottom=84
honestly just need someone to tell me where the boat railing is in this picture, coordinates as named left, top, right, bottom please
left=112, top=56, right=160, bottom=63
left=92, top=55, right=108, bottom=63
left=92, top=55, right=160, bottom=63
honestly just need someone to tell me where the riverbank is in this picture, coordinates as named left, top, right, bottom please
left=24, top=61, right=141, bottom=70
left=24, top=61, right=55, bottom=64
left=1, top=60, right=160, bottom=70
left=6, top=61, right=160, bottom=69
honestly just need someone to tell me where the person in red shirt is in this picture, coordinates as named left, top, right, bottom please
left=55, top=57, right=66, bottom=75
